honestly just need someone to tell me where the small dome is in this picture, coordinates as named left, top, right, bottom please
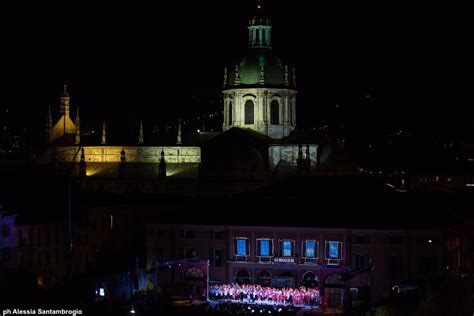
left=227, top=49, right=285, bottom=87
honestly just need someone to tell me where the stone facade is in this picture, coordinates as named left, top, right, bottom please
left=40, top=146, right=201, bottom=164
left=223, top=87, right=297, bottom=139
left=268, top=144, right=317, bottom=169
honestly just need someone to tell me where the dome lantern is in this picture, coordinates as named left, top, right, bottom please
left=248, top=0, right=272, bottom=48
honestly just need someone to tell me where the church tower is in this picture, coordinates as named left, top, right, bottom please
left=223, top=1, right=297, bottom=139
left=49, top=84, right=78, bottom=144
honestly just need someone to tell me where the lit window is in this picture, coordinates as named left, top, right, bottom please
left=235, top=238, right=248, bottom=256
left=282, top=240, right=293, bottom=257
left=304, top=240, right=317, bottom=258
left=258, top=239, right=272, bottom=257
left=326, top=241, right=342, bottom=259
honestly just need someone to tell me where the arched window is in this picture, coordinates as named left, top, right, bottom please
left=235, top=269, right=251, bottom=285
left=257, top=271, right=272, bottom=286
left=270, top=100, right=279, bottom=125
left=228, top=101, right=233, bottom=126
left=302, top=271, right=319, bottom=288
left=245, top=100, right=254, bottom=125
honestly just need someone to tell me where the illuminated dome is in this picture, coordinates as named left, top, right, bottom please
left=224, top=2, right=291, bottom=88
left=221, top=1, right=297, bottom=139
left=227, top=49, right=285, bottom=86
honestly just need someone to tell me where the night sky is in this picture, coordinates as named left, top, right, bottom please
left=7, top=0, right=471, bottom=142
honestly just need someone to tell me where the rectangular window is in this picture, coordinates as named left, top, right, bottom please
left=214, top=231, right=225, bottom=240
left=236, top=238, right=248, bottom=256
left=353, top=235, right=370, bottom=244
left=386, top=256, right=403, bottom=280
left=387, top=236, right=403, bottom=245
left=260, top=239, right=270, bottom=256
left=185, top=230, right=195, bottom=239
left=353, top=254, right=371, bottom=269
left=215, top=249, right=225, bottom=267
left=305, top=240, right=316, bottom=258
left=326, top=241, right=342, bottom=259
left=283, top=240, right=292, bottom=257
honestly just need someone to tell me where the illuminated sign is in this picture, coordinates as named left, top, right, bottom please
left=274, top=257, right=295, bottom=263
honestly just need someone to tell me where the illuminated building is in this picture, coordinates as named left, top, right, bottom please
left=222, top=3, right=297, bottom=139
left=145, top=222, right=445, bottom=309
left=36, top=2, right=324, bottom=184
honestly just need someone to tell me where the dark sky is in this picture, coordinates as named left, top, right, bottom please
left=7, top=0, right=472, bottom=139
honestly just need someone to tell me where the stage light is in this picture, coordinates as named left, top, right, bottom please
left=99, top=287, right=105, bottom=297
left=130, top=307, right=135, bottom=314
left=428, top=239, right=432, bottom=243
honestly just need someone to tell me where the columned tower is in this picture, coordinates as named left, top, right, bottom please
left=222, top=1, right=297, bottom=139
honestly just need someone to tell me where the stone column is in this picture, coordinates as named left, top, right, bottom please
left=291, top=95, right=297, bottom=126
left=236, top=92, right=242, bottom=127
left=223, top=100, right=228, bottom=128
left=283, top=92, right=289, bottom=126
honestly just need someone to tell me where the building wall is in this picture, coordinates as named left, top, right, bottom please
left=268, top=145, right=318, bottom=169
left=350, top=229, right=445, bottom=304
left=223, top=87, right=297, bottom=139
left=10, top=222, right=69, bottom=282
left=447, top=220, right=474, bottom=275
left=146, top=224, right=226, bottom=283
left=39, top=146, right=201, bottom=164
left=145, top=223, right=446, bottom=306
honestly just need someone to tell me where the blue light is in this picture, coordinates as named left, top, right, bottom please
left=283, top=240, right=292, bottom=257
left=260, top=240, right=270, bottom=256
left=306, top=240, right=316, bottom=258
left=328, top=241, right=340, bottom=259
left=237, top=239, right=247, bottom=256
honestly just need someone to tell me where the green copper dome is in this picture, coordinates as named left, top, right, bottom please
left=227, top=48, right=285, bottom=87
left=224, top=2, right=295, bottom=89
